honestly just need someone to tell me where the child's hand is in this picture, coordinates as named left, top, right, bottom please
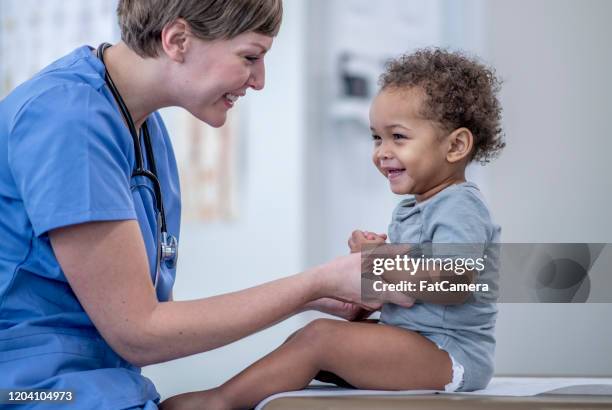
left=348, top=230, right=388, bottom=253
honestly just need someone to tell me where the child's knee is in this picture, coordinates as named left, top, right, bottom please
left=290, top=319, right=343, bottom=367
left=292, top=318, right=340, bottom=348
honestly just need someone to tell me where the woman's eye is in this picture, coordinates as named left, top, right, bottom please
left=393, top=133, right=407, bottom=140
left=245, top=56, right=260, bottom=63
left=371, top=135, right=381, bottom=143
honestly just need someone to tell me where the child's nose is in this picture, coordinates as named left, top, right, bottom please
left=376, top=145, right=394, bottom=160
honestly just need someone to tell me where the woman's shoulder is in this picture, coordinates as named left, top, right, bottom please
left=29, top=45, right=106, bottom=91
left=2, top=46, right=107, bottom=125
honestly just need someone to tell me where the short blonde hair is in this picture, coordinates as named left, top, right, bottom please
left=117, top=0, right=283, bottom=58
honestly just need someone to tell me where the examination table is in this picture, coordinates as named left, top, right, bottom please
left=255, top=377, right=612, bottom=409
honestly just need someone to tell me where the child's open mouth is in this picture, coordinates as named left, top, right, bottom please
left=387, top=168, right=406, bottom=180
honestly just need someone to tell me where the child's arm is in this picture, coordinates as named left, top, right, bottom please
left=379, top=257, right=477, bottom=304
left=349, top=229, right=477, bottom=304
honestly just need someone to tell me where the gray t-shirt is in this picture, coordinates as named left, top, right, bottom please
left=380, top=181, right=500, bottom=391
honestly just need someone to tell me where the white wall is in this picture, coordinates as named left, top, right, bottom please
left=481, top=0, right=612, bottom=375
left=142, top=0, right=309, bottom=397
left=304, top=0, right=445, bottom=268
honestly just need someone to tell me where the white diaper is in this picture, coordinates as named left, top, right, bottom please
left=436, top=344, right=465, bottom=392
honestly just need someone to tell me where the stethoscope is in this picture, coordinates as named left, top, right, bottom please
left=96, top=43, right=178, bottom=289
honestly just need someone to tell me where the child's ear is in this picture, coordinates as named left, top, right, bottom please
left=446, top=127, right=474, bottom=163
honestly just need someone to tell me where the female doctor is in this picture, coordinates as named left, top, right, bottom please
left=0, top=0, right=413, bottom=408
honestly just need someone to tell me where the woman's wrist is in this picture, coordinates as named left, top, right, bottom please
left=302, top=262, right=335, bottom=301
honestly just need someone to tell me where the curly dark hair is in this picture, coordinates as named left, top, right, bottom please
left=379, top=48, right=505, bottom=164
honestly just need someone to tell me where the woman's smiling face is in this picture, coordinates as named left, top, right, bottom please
left=173, top=31, right=273, bottom=128
left=370, top=87, right=450, bottom=196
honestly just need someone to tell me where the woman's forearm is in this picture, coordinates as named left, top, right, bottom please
left=125, top=267, right=326, bottom=366
left=50, top=220, right=384, bottom=367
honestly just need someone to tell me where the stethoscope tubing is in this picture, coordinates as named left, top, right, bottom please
left=96, top=43, right=177, bottom=272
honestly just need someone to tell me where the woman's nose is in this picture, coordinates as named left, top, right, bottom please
left=248, top=63, right=265, bottom=90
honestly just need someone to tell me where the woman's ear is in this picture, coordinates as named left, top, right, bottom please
left=446, top=127, right=474, bottom=163
left=160, top=18, right=190, bottom=63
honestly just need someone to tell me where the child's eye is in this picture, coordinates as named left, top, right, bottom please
left=393, top=133, right=407, bottom=140
left=245, top=56, right=260, bottom=63
left=371, top=135, right=381, bottom=144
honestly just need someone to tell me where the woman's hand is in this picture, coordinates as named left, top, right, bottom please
left=317, top=252, right=415, bottom=310
left=348, top=230, right=388, bottom=253
left=303, top=298, right=378, bottom=321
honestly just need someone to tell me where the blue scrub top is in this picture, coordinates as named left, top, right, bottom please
left=0, top=46, right=181, bottom=409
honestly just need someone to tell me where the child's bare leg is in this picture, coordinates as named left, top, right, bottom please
left=291, top=318, right=452, bottom=390
left=160, top=325, right=327, bottom=410
left=162, top=318, right=453, bottom=409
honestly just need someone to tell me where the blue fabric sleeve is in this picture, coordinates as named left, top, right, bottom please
left=426, top=188, right=493, bottom=245
left=423, top=188, right=495, bottom=262
left=8, top=84, right=136, bottom=236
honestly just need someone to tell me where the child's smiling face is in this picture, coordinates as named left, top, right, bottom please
left=370, top=86, right=452, bottom=197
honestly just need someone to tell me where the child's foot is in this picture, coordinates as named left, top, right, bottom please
left=160, top=388, right=230, bottom=410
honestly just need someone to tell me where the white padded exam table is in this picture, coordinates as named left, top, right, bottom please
left=255, top=377, right=612, bottom=409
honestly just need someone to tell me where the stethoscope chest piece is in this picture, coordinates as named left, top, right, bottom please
left=161, top=232, right=178, bottom=269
